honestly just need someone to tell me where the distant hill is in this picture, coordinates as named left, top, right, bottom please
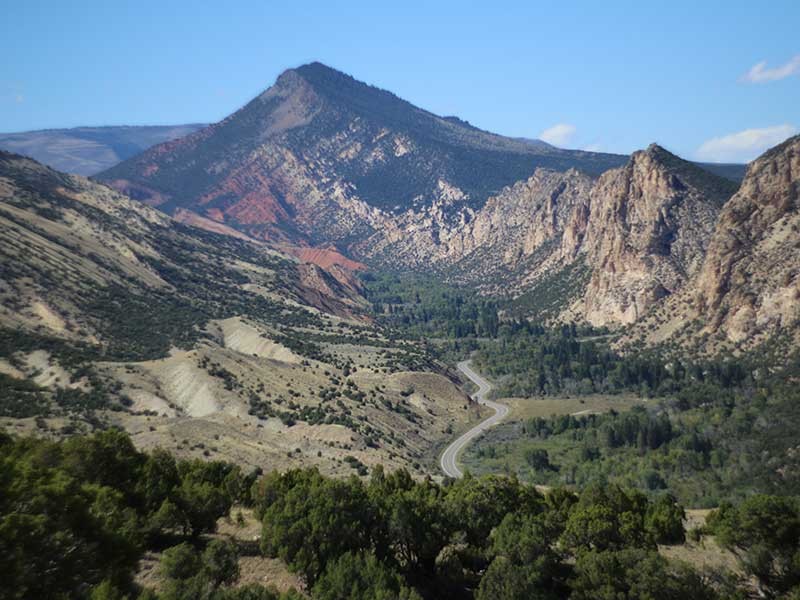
left=0, top=124, right=206, bottom=175
left=695, top=161, right=747, bottom=182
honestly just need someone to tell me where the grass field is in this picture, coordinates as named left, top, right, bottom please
left=502, top=393, right=647, bottom=420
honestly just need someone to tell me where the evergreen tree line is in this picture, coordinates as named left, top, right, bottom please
left=474, top=322, right=750, bottom=397
left=524, top=406, right=676, bottom=452
left=362, top=273, right=501, bottom=340
left=5, top=429, right=800, bottom=599
left=468, top=377, right=800, bottom=507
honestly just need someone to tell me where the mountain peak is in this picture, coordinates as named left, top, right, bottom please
left=628, top=142, right=739, bottom=200
left=294, top=61, right=342, bottom=76
left=636, top=142, right=676, bottom=163
left=99, top=62, right=628, bottom=249
left=268, top=62, right=345, bottom=91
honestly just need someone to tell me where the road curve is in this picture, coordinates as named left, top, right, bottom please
left=440, top=360, right=510, bottom=478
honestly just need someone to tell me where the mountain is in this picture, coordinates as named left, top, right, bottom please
left=0, top=124, right=206, bottom=175
left=354, top=144, right=737, bottom=328
left=0, top=151, right=364, bottom=338
left=98, top=62, right=629, bottom=248
left=95, top=63, right=754, bottom=332
left=697, top=161, right=747, bottom=182
left=0, top=151, right=477, bottom=473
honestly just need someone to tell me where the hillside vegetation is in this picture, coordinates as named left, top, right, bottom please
left=5, top=429, right=799, bottom=599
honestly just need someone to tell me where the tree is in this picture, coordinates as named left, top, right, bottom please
left=160, top=543, right=201, bottom=582
left=0, top=441, right=140, bottom=599
left=159, top=541, right=242, bottom=600
left=90, top=580, right=130, bottom=600
left=138, top=448, right=180, bottom=514
left=708, top=495, right=800, bottom=596
left=478, top=512, right=564, bottom=599
left=524, top=448, right=554, bottom=472
left=260, top=469, right=373, bottom=585
left=476, top=557, right=557, bottom=600
left=150, top=498, right=189, bottom=535
left=312, top=552, right=422, bottom=600
left=490, top=512, right=560, bottom=569
left=444, top=474, right=542, bottom=548
left=175, top=479, right=229, bottom=537
left=369, top=470, right=452, bottom=576
left=645, top=494, right=685, bottom=545
left=569, top=549, right=717, bottom=600
left=62, top=428, right=145, bottom=506
left=202, top=539, right=240, bottom=588
left=560, top=485, right=652, bottom=552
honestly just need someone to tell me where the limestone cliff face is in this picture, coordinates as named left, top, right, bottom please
left=694, top=135, right=800, bottom=344
left=354, top=168, right=593, bottom=284
left=575, top=145, right=733, bottom=325
left=454, top=168, right=592, bottom=268
left=356, top=144, right=734, bottom=330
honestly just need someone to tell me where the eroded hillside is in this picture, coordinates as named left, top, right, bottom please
left=0, top=152, right=483, bottom=475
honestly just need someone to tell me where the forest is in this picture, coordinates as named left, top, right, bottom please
left=3, top=429, right=799, bottom=600
left=364, top=274, right=800, bottom=505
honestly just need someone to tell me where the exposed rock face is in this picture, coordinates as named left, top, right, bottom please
left=0, top=150, right=367, bottom=342
left=694, top=135, right=800, bottom=344
left=575, top=145, right=734, bottom=325
left=354, top=168, right=594, bottom=281
left=361, top=145, right=734, bottom=329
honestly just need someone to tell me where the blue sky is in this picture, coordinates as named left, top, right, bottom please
left=1, top=0, right=798, bottom=162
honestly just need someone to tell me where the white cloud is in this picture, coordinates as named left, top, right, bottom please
left=1, top=83, right=24, bottom=105
left=696, top=124, right=797, bottom=163
left=539, top=123, right=576, bottom=147
left=741, top=55, right=800, bottom=83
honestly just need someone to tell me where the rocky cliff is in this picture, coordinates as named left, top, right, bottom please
left=694, top=134, right=800, bottom=346
left=575, top=144, right=736, bottom=325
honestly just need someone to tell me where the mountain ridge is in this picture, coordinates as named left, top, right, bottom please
left=0, top=124, right=207, bottom=175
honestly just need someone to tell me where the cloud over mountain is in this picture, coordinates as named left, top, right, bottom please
left=696, top=124, right=797, bottom=162
left=741, top=55, right=800, bottom=83
left=539, top=123, right=576, bottom=147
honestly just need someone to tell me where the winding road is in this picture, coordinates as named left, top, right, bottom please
left=440, top=360, right=510, bottom=478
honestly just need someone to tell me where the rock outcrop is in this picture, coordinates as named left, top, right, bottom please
left=694, top=134, right=800, bottom=344
left=575, top=144, right=735, bottom=325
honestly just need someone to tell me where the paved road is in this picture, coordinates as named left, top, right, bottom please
left=440, top=360, right=510, bottom=478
